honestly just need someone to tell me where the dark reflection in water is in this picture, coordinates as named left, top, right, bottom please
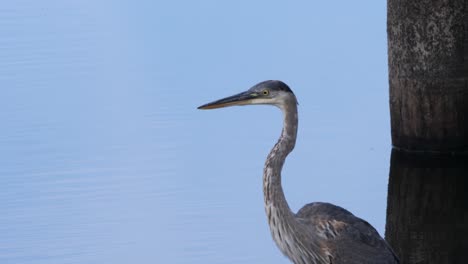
left=385, top=149, right=468, bottom=264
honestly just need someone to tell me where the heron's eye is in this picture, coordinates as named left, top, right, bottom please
left=262, top=89, right=269, bottom=96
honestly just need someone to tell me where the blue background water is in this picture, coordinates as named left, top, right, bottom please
left=0, top=1, right=389, bottom=263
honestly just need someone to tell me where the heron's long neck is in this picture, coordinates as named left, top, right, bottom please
left=263, top=101, right=298, bottom=221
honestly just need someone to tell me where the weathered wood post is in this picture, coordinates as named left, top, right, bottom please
left=386, top=1, right=468, bottom=263
left=387, top=0, right=468, bottom=152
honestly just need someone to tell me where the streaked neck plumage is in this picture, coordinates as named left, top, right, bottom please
left=263, top=96, right=298, bottom=209
left=263, top=94, right=327, bottom=264
left=263, top=94, right=300, bottom=254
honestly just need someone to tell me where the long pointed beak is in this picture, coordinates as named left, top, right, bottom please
left=198, top=91, right=255, bottom=110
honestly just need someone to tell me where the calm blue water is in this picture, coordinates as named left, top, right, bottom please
left=1, top=1, right=389, bottom=263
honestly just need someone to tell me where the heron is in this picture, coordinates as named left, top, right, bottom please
left=198, top=80, right=399, bottom=264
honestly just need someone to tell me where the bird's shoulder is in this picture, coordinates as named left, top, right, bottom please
left=295, top=202, right=399, bottom=264
left=296, top=202, right=368, bottom=240
left=296, top=202, right=355, bottom=223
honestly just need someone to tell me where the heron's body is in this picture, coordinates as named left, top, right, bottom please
left=198, top=80, right=399, bottom=264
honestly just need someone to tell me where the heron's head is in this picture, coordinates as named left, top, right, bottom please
left=198, top=80, right=297, bottom=110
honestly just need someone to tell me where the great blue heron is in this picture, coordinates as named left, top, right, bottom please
left=198, top=80, right=399, bottom=264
